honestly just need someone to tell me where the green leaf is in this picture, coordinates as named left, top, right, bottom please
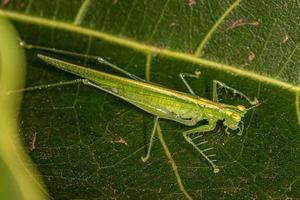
left=1, top=0, right=300, bottom=199
left=0, top=16, right=47, bottom=200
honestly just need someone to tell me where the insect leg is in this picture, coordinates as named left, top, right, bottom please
left=19, top=39, right=145, bottom=82
left=59, top=82, right=162, bottom=164
left=10, top=78, right=120, bottom=94
left=8, top=79, right=86, bottom=94
left=96, top=57, right=145, bottom=82
left=213, top=80, right=259, bottom=105
left=182, top=120, right=220, bottom=173
left=179, top=70, right=201, bottom=95
left=141, top=116, right=159, bottom=162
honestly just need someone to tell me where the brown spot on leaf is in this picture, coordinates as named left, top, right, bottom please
left=169, top=22, right=177, bottom=27
left=1, top=0, right=9, bottom=7
left=226, top=18, right=260, bottom=31
left=187, top=0, right=196, bottom=6
left=248, top=51, right=255, bottom=62
left=282, top=34, right=289, bottom=44
left=113, top=137, right=128, bottom=145
left=30, top=132, right=37, bottom=151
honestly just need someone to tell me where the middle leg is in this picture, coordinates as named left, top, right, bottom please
left=213, top=80, right=259, bottom=105
left=141, top=116, right=159, bottom=162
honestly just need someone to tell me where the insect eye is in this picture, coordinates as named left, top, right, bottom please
left=225, top=111, right=232, bottom=116
left=237, top=105, right=246, bottom=111
left=231, top=113, right=241, bottom=122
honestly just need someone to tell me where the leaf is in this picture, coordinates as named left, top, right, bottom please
left=1, top=0, right=300, bottom=199
left=0, top=16, right=47, bottom=200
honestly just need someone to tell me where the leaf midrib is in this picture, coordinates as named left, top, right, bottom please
left=0, top=9, right=299, bottom=94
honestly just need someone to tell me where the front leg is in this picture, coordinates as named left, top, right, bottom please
left=182, top=120, right=220, bottom=173
left=213, top=80, right=259, bottom=105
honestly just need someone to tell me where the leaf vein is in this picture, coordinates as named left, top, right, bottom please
left=0, top=10, right=299, bottom=93
left=119, top=0, right=137, bottom=35
left=275, top=38, right=300, bottom=78
left=194, top=0, right=241, bottom=57
left=147, top=0, right=170, bottom=41
left=74, top=0, right=91, bottom=25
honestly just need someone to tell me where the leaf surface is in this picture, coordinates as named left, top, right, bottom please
left=1, top=0, right=299, bottom=199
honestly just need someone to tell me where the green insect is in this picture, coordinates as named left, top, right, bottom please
left=18, top=42, right=260, bottom=173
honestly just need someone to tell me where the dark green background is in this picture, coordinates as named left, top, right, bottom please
left=2, top=0, right=300, bottom=199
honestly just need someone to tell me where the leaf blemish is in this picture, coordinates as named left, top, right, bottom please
left=112, top=137, right=128, bottom=146
left=187, top=0, right=196, bottom=6
left=248, top=51, right=255, bottom=62
left=30, top=132, right=37, bottom=151
left=1, top=0, right=9, bottom=7
left=226, top=18, right=260, bottom=31
left=169, top=22, right=177, bottom=27
left=282, top=34, right=289, bottom=44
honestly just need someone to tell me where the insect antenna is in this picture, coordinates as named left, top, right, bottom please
left=245, top=99, right=267, bottom=111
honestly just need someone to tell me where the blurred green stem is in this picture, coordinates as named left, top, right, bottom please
left=0, top=16, right=48, bottom=200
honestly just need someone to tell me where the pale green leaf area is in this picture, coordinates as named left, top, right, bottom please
left=1, top=0, right=300, bottom=199
left=0, top=17, right=47, bottom=200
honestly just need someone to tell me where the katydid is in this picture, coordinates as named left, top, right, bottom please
left=18, top=44, right=260, bottom=173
